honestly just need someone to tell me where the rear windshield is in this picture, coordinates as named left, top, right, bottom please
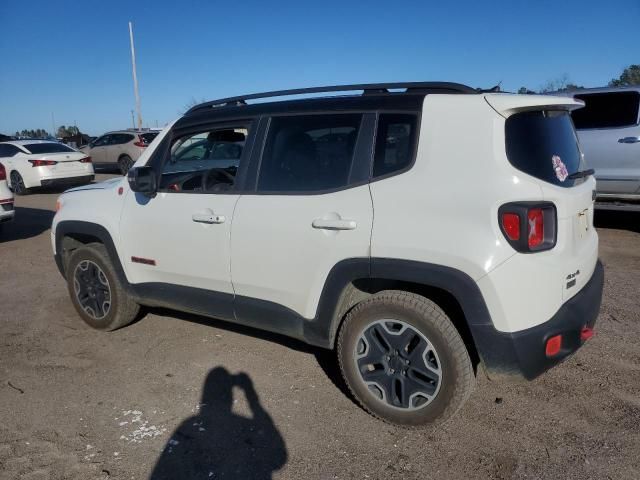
left=140, top=133, right=158, bottom=144
left=24, top=142, right=75, bottom=154
left=572, top=91, right=640, bottom=129
left=505, top=111, right=583, bottom=188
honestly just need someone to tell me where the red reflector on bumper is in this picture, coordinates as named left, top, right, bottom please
left=580, top=326, right=594, bottom=342
left=545, top=334, right=562, bottom=357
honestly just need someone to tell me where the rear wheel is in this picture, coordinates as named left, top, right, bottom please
left=10, top=171, right=29, bottom=195
left=66, top=243, right=139, bottom=331
left=337, top=291, right=475, bottom=427
left=118, top=155, right=133, bottom=176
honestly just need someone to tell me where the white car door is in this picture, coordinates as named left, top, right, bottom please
left=231, top=113, right=374, bottom=320
left=119, top=122, right=256, bottom=317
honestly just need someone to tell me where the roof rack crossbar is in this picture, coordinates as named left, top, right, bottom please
left=186, top=82, right=476, bottom=114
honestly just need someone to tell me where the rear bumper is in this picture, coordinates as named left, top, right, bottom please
left=41, top=175, right=94, bottom=188
left=472, top=260, right=604, bottom=380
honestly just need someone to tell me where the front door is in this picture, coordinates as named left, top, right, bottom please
left=119, top=121, right=255, bottom=318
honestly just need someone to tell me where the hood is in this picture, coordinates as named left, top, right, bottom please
left=64, top=176, right=123, bottom=193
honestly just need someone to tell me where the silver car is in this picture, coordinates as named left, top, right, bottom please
left=560, top=87, right=640, bottom=210
left=80, top=129, right=159, bottom=175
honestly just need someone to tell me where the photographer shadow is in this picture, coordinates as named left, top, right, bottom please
left=151, top=367, right=287, bottom=480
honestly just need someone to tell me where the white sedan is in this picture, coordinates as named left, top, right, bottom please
left=0, top=140, right=94, bottom=195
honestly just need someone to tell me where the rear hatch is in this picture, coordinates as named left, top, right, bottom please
left=487, top=94, right=598, bottom=301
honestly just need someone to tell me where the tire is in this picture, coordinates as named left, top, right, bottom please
left=118, top=155, right=133, bottom=176
left=66, top=243, right=139, bottom=331
left=337, top=291, right=475, bottom=427
left=10, top=171, right=29, bottom=195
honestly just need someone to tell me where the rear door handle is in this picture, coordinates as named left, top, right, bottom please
left=192, top=211, right=225, bottom=224
left=312, top=218, right=357, bottom=230
left=618, top=136, right=640, bottom=144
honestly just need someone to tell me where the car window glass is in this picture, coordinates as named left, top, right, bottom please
left=114, top=134, right=134, bottom=145
left=572, top=91, right=640, bottom=129
left=258, top=114, right=362, bottom=192
left=373, top=114, right=418, bottom=178
left=94, top=135, right=109, bottom=147
left=159, top=127, right=248, bottom=193
left=24, top=143, right=75, bottom=154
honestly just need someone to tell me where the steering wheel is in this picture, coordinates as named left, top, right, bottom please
left=201, top=168, right=235, bottom=191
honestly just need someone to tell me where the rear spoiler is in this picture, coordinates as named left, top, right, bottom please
left=484, top=93, right=584, bottom=118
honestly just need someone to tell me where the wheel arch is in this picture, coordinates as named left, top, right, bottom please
left=308, top=258, right=491, bottom=369
left=55, top=221, right=129, bottom=288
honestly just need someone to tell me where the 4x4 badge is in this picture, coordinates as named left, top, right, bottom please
left=552, top=155, right=568, bottom=182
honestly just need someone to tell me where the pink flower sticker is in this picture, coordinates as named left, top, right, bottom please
left=552, top=155, right=568, bottom=182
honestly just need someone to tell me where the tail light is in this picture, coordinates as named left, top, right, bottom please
left=80, top=156, right=92, bottom=163
left=498, top=202, right=557, bottom=253
left=133, top=135, right=148, bottom=148
left=0, top=163, right=5, bottom=181
left=29, top=159, right=58, bottom=167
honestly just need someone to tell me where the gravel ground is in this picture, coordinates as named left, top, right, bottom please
left=1, top=175, right=639, bottom=480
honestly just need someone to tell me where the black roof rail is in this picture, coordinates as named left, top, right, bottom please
left=186, top=81, right=477, bottom=114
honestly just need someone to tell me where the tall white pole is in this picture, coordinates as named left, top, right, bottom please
left=129, top=21, right=142, bottom=130
left=51, top=112, right=56, bottom=138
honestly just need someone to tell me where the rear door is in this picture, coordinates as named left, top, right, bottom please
left=89, top=135, right=110, bottom=164
left=571, top=90, right=640, bottom=194
left=231, top=113, right=374, bottom=321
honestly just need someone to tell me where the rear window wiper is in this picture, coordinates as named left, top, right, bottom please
left=568, top=168, right=595, bottom=180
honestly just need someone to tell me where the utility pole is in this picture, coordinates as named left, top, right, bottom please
left=128, top=21, right=142, bottom=130
left=51, top=112, right=56, bottom=138
left=131, top=110, right=136, bottom=129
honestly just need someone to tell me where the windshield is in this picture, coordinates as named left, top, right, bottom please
left=24, top=143, right=75, bottom=154
left=505, top=111, right=584, bottom=188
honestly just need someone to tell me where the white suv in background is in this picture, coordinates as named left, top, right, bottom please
left=80, top=129, right=159, bottom=175
left=51, top=82, right=603, bottom=426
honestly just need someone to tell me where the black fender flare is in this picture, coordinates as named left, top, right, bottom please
left=304, top=257, right=493, bottom=349
left=54, top=221, right=130, bottom=289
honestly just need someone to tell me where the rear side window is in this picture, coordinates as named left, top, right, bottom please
left=140, top=132, right=158, bottom=144
left=505, top=111, right=582, bottom=188
left=572, top=91, right=640, bottom=129
left=113, top=134, right=135, bottom=145
left=24, top=143, right=75, bottom=154
left=373, top=114, right=418, bottom=178
left=258, top=114, right=361, bottom=192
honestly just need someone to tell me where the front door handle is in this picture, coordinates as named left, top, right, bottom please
left=312, top=218, right=357, bottom=230
left=192, top=211, right=225, bottom=224
left=618, top=136, right=640, bottom=144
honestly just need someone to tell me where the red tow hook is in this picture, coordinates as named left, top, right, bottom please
left=580, top=326, right=594, bottom=342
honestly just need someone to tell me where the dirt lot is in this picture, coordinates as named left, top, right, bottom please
left=1, top=175, right=639, bottom=480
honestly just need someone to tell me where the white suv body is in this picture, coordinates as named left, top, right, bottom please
left=0, top=162, right=14, bottom=225
left=51, top=83, right=603, bottom=426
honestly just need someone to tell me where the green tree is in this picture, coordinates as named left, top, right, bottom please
left=609, top=65, right=640, bottom=87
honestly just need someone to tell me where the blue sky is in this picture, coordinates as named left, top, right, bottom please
left=0, top=0, right=637, bottom=136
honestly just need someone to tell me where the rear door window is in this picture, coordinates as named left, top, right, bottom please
left=258, top=114, right=362, bottom=192
left=505, top=110, right=583, bottom=188
left=571, top=91, right=640, bottom=129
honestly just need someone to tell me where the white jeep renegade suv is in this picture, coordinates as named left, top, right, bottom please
left=52, top=82, right=603, bottom=426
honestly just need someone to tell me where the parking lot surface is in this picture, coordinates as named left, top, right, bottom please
left=1, top=175, right=639, bottom=480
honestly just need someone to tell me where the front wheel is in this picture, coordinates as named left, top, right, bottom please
left=10, top=171, right=29, bottom=195
left=66, top=243, right=139, bottom=331
left=118, top=155, right=133, bottom=176
left=337, top=291, right=475, bottom=427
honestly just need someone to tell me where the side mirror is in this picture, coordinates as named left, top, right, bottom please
left=128, top=166, right=157, bottom=196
